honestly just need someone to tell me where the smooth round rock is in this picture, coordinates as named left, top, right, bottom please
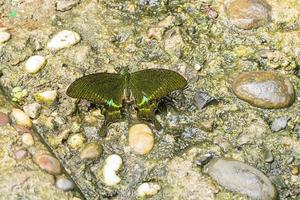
left=225, top=0, right=271, bottom=30
left=205, top=158, right=278, bottom=200
left=0, top=112, right=10, bottom=126
left=34, top=90, right=58, bottom=105
left=128, top=124, right=154, bottom=155
left=80, top=143, right=102, bottom=160
left=232, top=71, right=295, bottom=109
left=21, top=133, right=34, bottom=146
left=34, top=154, right=62, bottom=175
left=14, top=124, right=31, bottom=134
left=15, top=149, right=28, bottom=160
left=25, top=55, right=46, bottom=74
left=11, top=109, right=32, bottom=128
left=47, top=30, right=80, bottom=51
left=0, top=32, right=10, bottom=43
left=55, top=177, right=75, bottom=191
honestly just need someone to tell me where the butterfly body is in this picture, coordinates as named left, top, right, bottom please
left=66, top=68, right=187, bottom=136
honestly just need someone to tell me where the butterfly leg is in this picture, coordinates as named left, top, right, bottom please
left=137, top=103, right=162, bottom=130
left=99, top=107, right=123, bottom=136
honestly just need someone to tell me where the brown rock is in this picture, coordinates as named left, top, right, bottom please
left=225, top=0, right=271, bottom=30
left=34, top=154, right=62, bottom=175
left=0, top=112, right=10, bottom=126
left=80, top=143, right=102, bottom=160
left=232, top=71, right=295, bottom=108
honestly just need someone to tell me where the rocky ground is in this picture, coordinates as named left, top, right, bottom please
left=0, top=0, right=299, bottom=199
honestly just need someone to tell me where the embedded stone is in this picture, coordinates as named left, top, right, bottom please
left=232, top=71, right=295, bottom=108
left=225, top=0, right=271, bottom=30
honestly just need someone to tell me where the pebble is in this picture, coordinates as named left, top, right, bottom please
left=34, top=154, right=62, bottom=175
left=194, top=153, right=214, bottom=167
left=194, top=91, right=215, bottom=109
left=47, top=30, right=80, bottom=51
left=271, top=117, right=290, bottom=132
left=15, top=149, right=28, bottom=160
left=80, top=143, right=102, bottom=160
left=128, top=124, right=154, bottom=155
left=263, top=149, right=274, bottom=163
left=205, top=158, right=278, bottom=200
left=23, top=103, right=42, bottom=119
left=55, top=177, right=75, bottom=191
left=14, top=124, right=31, bottom=134
left=199, top=120, right=214, bottom=132
left=34, top=90, right=58, bottom=105
left=224, top=0, right=271, bottom=30
left=67, top=134, right=85, bottom=149
left=290, top=166, right=299, bottom=175
left=25, top=55, right=46, bottom=74
left=21, top=133, right=34, bottom=146
left=11, top=109, right=32, bottom=128
left=103, top=154, right=122, bottom=186
left=0, top=31, right=10, bottom=43
left=137, top=182, right=161, bottom=198
left=232, top=71, right=295, bottom=109
left=0, top=112, right=10, bottom=126
left=55, top=0, right=80, bottom=11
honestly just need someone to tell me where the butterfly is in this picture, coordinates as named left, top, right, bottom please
left=66, top=68, right=187, bottom=136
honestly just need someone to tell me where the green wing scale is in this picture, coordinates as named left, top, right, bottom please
left=66, top=73, right=124, bottom=108
left=130, top=69, right=187, bottom=107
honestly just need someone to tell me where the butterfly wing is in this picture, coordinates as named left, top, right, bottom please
left=66, top=73, right=125, bottom=108
left=129, top=69, right=187, bottom=106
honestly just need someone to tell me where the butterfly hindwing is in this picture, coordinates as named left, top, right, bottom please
left=66, top=73, right=125, bottom=108
left=130, top=69, right=187, bottom=106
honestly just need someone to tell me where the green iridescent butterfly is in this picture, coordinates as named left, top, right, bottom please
left=66, top=68, right=187, bottom=136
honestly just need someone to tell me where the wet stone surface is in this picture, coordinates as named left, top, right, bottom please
left=232, top=71, right=295, bottom=109
left=225, top=0, right=271, bottom=29
left=205, top=158, right=278, bottom=200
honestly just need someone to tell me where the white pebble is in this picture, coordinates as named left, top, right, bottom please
left=34, top=90, right=58, bottom=105
left=25, top=55, right=46, bottom=74
left=11, top=109, right=32, bottom=128
left=23, top=103, right=42, bottom=119
left=103, top=154, right=122, bottom=186
left=47, top=30, right=80, bottom=51
left=0, top=32, right=10, bottom=43
left=137, top=182, right=161, bottom=197
left=21, top=133, right=34, bottom=146
left=56, top=177, right=75, bottom=191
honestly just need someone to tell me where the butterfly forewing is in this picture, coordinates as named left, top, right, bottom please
left=66, top=73, right=125, bottom=107
left=130, top=69, right=187, bottom=105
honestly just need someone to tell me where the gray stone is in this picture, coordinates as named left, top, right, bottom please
left=56, top=177, right=75, bottom=191
left=263, top=149, right=274, bottom=163
left=232, top=71, right=295, bottom=109
left=205, top=158, right=278, bottom=200
left=194, top=91, right=215, bottom=109
left=23, top=103, right=42, bottom=119
left=55, top=0, right=80, bottom=12
left=271, top=117, right=290, bottom=132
